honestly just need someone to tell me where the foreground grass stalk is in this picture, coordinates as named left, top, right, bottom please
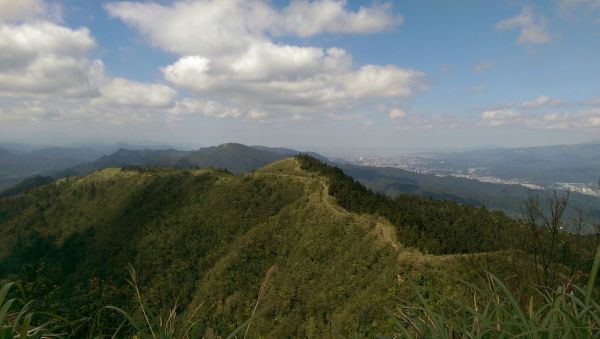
left=585, top=243, right=600, bottom=305
left=394, top=271, right=600, bottom=338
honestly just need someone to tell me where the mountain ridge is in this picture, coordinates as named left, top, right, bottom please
left=0, top=156, right=565, bottom=337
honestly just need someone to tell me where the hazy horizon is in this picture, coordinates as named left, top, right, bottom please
left=2, top=137, right=600, bottom=158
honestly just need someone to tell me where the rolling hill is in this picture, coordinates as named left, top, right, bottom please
left=2, top=156, right=587, bottom=337
left=4, top=142, right=599, bottom=233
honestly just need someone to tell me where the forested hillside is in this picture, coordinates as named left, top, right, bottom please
left=0, top=157, right=597, bottom=337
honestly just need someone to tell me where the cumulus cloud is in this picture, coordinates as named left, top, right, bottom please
left=0, top=0, right=179, bottom=123
left=168, top=99, right=272, bottom=124
left=170, top=99, right=242, bottom=120
left=521, top=95, right=561, bottom=109
left=97, top=78, right=177, bottom=108
left=276, top=0, right=402, bottom=37
left=481, top=109, right=522, bottom=127
left=0, top=22, right=98, bottom=96
left=0, top=73, right=179, bottom=123
left=496, top=7, right=550, bottom=46
left=473, top=61, right=495, bottom=74
left=480, top=107, right=600, bottom=129
left=106, top=0, right=421, bottom=121
left=105, top=0, right=401, bottom=56
left=0, top=0, right=55, bottom=22
left=389, top=108, right=406, bottom=119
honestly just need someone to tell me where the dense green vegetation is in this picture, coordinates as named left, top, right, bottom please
left=394, top=259, right=600, bottom=338
left=0, top=162, right=403, bottom=336
left=0, top=156, right=597, bottom=337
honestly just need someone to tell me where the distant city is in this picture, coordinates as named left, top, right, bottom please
left=335, top=154, right=600, bottom=197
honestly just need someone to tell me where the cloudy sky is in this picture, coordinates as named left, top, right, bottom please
left=1, top=0, right=599, bottom=149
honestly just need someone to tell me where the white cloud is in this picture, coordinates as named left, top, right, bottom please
left=107, top=0, right=421, bottom=121
left=276, top=0, right=402, bottom=37
left=481, top=109, right=522, bottom=127
left=97, top=78, right=177, bottom=108
left=473, top=61, right=495, bottom=74
left=521, top=95, right=561, bottom=109
left=0, top=1, right=179, bottom=123
left=247, top=109, right=269, bottom=120
left=0, top=0, right=52, bottom=22
left=105, top=0, right=272, bottom=57
left=0, top=22, right=95, bottom=60
left=342, top=65, right=424, bottom=98
left=167, top=99, right=271, bottom=123
left=480, top=107, right=600, bottom=129
left=160, top=42, right=424, bottom=115
left=389, top=108, right=406, bottom=119
left=105, top=0, right=401, bottom=57
left=496, top=7, right=550, bottom=46
left=0, top=22, right=98, bottom=96
left=169, top=99, right=243, bottom=121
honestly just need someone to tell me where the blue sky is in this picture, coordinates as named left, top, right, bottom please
left=0, top=0, right=599, bottom=149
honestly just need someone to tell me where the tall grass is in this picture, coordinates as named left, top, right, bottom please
left=393, top=245, right=600, bottom=338
left=0, top=281, right=65, bottom=338
left=102, top=265, right=258, bottom=339
left=3, top=247, right=598, bottom=337
left=0, top=264, right=269, bottom=338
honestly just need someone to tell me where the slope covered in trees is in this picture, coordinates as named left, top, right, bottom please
left=0, top=157, right=597, bottom=337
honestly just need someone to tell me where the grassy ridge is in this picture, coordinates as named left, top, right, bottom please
left=0, top=157, right=597, bottom=337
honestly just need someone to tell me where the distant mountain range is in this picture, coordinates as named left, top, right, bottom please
left=0, top=146, right=101, bottom=191
left=1, top=141, right=599, bottom=231
left=0, top=143, right=323, bottom=193
left=58, top=143, right=325, bottom=177
left=419, top=142, right=600, bottom=185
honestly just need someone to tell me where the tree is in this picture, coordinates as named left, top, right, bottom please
left=521, top=190, right=569, bottom=286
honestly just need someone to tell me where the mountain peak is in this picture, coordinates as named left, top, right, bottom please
left=218, top=142, right=247, bottom=149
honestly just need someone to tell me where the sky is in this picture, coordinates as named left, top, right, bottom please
left=0, top=0, right=599, bottom=149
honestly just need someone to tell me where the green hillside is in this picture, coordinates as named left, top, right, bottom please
left=177, top=143, right=291, bottom=173
left=0, top=157, right=596, bottom=337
